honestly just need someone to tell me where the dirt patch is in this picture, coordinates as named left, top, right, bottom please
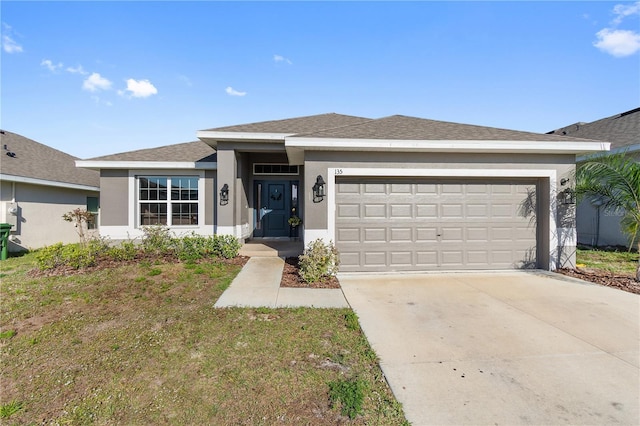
left=555, top=268, right=640, bottom=295
left=280, top=257, right=340, bottom=289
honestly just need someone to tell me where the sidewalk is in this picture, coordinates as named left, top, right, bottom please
left=214, top=256, right=349, bottom=308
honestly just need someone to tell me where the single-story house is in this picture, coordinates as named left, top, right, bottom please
left=547, top=107, right=639, bottom=248
left=0, top=130, right=100, bottom=251
left=77, top=113, right=609, bottom=272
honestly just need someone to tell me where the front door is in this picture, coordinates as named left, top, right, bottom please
left=254, top=180, right=297, bottom=238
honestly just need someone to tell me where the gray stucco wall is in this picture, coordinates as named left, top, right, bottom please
left=0, top=182, right=98, bottom=251
left=100, top=170, right=129, bottom=226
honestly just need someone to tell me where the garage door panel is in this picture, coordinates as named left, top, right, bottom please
left=364, top=204, right=386, bottom=218
left=441, top=204, right=464, bottom=218
left=364, top=228, right=386, bottom=242
left=364, top=251, right=386, bottom=266
left=390, top=204, right=412, bottom=218
left=336, top=178, right=537, bottom=272
left=391, top=228, right=412, bottom=241
left=337, top=204, right=360, bottom=219
left=417, top=204, right=438, bottom=217
left=337, top=227, right=360, bottom=242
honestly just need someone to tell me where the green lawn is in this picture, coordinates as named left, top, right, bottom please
left=576, top=248, right=638, bottom=276
left=0, top=253, right=407, bottom=425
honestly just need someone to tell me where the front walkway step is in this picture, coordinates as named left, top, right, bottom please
left=239, top=241, right=303, bottom=258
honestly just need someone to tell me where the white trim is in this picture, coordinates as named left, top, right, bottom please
left=99, top=225, right=215, bottom=241
left=76, top=160, right=217, bottom=170
left=197, top=131, right=292, bottom=148
left=216, top=225, right=242, bottom=237
left=325, top=167, right=560, bottom=270
left=0, top=173, right=99, bottom=192
left=287, top=138, right=610, bottom=155
left=127, top=170, right=208, bottom=232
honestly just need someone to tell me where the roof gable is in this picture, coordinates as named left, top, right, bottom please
left=0, top=130, right=99, bottom=188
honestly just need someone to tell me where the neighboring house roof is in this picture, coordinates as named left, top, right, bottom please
left=77, top=140, right=217, bottom=170
left=0, top=130, right=99, bottom=190
left=202, top=113, right=371, bottom=134
left=547, top=107, right=640, bottom=153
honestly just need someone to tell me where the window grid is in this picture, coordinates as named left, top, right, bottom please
left=138, top=176, right=198, bottom=226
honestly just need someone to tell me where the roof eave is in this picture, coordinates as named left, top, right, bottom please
left=196, top=131, right=292, bottom=148
left=285, top=138, right=611, bottom=155
left=0, top=174, right=99, bottom=192
left=76, top=160, right=218, bottom=170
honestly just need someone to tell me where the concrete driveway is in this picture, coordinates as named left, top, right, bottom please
left=339, top=272, right=639, bottom=425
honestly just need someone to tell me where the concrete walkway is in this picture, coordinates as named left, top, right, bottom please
left=214, top=255, right=349, bottom=309
left=340, top=271, right=640, bottom=426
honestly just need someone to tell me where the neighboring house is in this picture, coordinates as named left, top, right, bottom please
left=77, top=113, right=609, bottom=272
left=0, top=130, right=100, bottom=251
left=547, top=107, right=639, bottom=248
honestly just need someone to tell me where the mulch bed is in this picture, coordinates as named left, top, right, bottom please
left=279, top=257, right=340, bottom=289
left=555, top=268, right=640, bottom=295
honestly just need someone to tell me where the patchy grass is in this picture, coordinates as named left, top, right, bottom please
left=0, top=252, right=407, bottom=424
left=576, top=248, right=638, bottom=276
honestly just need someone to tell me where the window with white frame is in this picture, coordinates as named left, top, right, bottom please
left=138, top=176, right=199, bottom=226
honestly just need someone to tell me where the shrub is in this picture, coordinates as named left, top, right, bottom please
left=213, top=235, right=241, bottom=259
left=141, top=225, right=175, bottom=255
left=328, top=377, right=367, bottom=419
left=35, top=243, right=66, bottom=270
left=176, top=233, right=210, bottom=262
left=298, top=239, right=339, bottom=283
left=108, top=240, right=138, bottom=261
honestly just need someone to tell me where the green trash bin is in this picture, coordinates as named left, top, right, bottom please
left=0, top=223, right=13, bottom=260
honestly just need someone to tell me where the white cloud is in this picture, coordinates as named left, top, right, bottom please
left=2, top=23, right=23, bottom=53
left=83, top=72, right=112, bottom=92
left=41, top=59, right=63, bottom=72
left=122, top=78, right=158, bottom=98
left=67, top=65, right=88, bottom=75
left=594, top=28, right=640, bottom=57
left=594, top=1, right=640, bottom=57
left=612, top=1, right=640, bottom=25
left=226, top=86, right=247, bottom=97
left=274, top=54, right=292, bottom=65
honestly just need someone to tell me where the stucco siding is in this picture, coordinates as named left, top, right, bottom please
left=0, top=182, right=98, bottom=251
left=100, top=170, right=129, bottom=226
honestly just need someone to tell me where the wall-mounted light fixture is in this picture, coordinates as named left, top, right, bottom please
left=561, top=188, right=576, bottom=205
left=560, top=177, right=570, bottom=186
left=220, top=184, right=229, bottom=205
left=312, top=175, right=326, bottom=203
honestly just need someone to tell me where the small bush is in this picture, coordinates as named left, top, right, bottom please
left=213, top=235, right=241, bottom=259
left=141, top=225, right=175, bottom=255
left=298, top=239, right=339, bottom=283
left=35, top=243, right=66, bottom=270
left=328, top=378, right=367, bottom=419
left=108, top=240, right=138, bottom=261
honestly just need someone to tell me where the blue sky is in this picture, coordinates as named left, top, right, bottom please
left=2, top=1, right=639, bottom=159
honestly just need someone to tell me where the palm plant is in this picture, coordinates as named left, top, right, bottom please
left=575, top=152, right=640, bottom=281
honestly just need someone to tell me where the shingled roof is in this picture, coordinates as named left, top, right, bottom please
left=294, top=115, right=599, bottom=142
left=547, top=107, right=639, bottom=149
left=203, top=113, right=371, bottom=134
left=86, top=140, right=216, bottom=163
left=0, top=130, right=99, bottom=189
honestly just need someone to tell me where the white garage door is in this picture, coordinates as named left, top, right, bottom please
left=335, top=178, right=538, bottom=272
